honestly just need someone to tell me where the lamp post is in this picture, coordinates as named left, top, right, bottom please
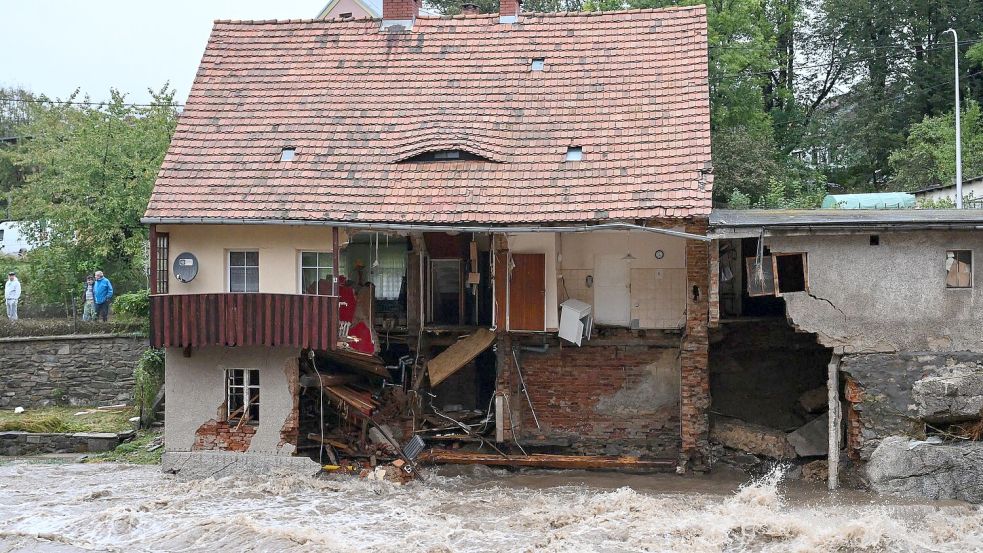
left=945, top=28, right=963, bottom=209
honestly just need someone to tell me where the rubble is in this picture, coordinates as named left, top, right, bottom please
left=787, top=413, right=829, bottom=457
left=912, top=364, right=983, bottom=423
left=800, top=459, right=828, bottom=483
left=710, top=417, right=796, bottom=460
left=866, top=436, right=983, bottom=503
left=798, top=387, right=828, bottom=414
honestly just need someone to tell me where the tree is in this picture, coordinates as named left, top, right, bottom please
left=889, top=101, right=983, bottom=191
left=6, top=86, right=178, bottom=305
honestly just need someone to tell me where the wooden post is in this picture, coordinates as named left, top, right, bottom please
left=827, top=353, right=842, bottom=491
left=332, top=227, right=340, bottom=297
left=149, top=225, right=158, bottom=295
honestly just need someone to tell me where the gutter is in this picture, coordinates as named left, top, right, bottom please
left=141, top=217, right=711, bottom=242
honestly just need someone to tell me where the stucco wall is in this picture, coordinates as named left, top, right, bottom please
left=768, top=231, right=983, bottom=353
left=915, top=180, right=983, bottom=204
left=164, top=346, right=300, bottom=455
left=156, top=224, right=346, bottom=295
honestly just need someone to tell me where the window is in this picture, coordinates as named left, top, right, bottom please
left=870, top=235, right=880, bottom=246
left=745, top=253, right=808, bottom=296
left=0, top=229, right=4, bottom=241
left=369, top=247, right=406, bottom=300
left=339, top=11, right=353, bottom=18
left=946, top=250, right=972, bottom=288
left=300, top=251, right=334, bottom=295
left=229, top=251, right=259, bottom=293
left=154, top=232, right=169, bottom=294
left=227, top=369, right=260, bottom=424
left=531, top=58, right=545, bottom=71
left=745, top=256, right=776, bottom=296
left=565, top=146, right=583, bottom=162
left=280, top=147, right=296, bottom=162
left=402, top=150, right=493, bottom=163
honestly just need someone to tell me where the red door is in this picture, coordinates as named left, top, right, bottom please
left=509, top=253, right=545, bottom=331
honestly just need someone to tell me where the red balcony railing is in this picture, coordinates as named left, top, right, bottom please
left=150, top=293, right=338, bottom=350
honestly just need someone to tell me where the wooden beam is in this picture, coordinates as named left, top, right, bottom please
left=418, top=449, right=674, bottom=470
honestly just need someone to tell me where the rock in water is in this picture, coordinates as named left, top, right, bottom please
left=866, top=436, right=983, bottom=503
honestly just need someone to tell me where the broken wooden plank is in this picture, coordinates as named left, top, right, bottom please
left=426, top=327, right=496, bottom=387
left=418, top=449, right=675, bottom=470
left=320, top=348, right=391, bottom=379
left=317, top=373, right=361, bottom=387
left=306, top=433, right=356, bottom=453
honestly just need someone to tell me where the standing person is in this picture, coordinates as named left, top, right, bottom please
left=93, top=270, right=114, bottom=322
left=81, top=275, right=96, bottom=321
left=5, top=272, right=21, bottom=321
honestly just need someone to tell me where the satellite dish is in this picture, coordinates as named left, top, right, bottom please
left=173, top=252, right=199, bottom=283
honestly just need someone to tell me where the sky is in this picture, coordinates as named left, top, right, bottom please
left=0, top=0, right=328, bottom=105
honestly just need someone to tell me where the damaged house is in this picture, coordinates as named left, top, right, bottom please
left=710, top=209, right=983, bottom=501
left=144, top=2, right=715, bottom=474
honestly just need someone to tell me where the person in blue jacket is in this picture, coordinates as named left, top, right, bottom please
left=93, top=270, right=114, bottom=322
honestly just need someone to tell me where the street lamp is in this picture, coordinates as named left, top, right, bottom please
left=945, top=28, right=963, bottom=209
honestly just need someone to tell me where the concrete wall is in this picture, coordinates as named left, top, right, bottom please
left=164, top=346, right=300, bottom=456
left=157, top=224, right=347, bottom=295
left=768, top=231, right=983, bottom=353
left=0, top=334, right=146, bottom=408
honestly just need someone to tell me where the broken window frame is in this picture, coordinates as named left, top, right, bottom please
left=772, top=252, right=809, bottom=296
left=226, top=369, right=260, bottom=425
left=745, top=252, right=809, bottom=297
left=945, top=250, right=973, bottom=289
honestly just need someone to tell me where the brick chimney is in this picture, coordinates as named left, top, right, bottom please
left=461, top=3, right=480, bottom=15
left=382, top=0, right=418, bottom=29
left=500, top=0, right=520, bottom=23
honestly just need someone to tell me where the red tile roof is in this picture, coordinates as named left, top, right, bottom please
left=145, top=7, right=712, bottom=225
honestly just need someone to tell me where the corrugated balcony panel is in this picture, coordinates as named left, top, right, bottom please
left=150, top=293, right=338, bottom=351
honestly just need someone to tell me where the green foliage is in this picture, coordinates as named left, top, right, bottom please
left=5, top=86, right=177, bottom=305
left=889, top=102, right=983, bottom=191
left=917, top=196, right=957, bottom=209
left=113, top=289, right=150, bottom=320
left=134, top=348, right=164, bottom=424
left=753, top=175, right=827, bottom=209
left=0, top=406, right=133, bottom=433
left=0, top=318, right=145, bottom=337
left=86, top=431, right=162, bottom=465
left=727, top=190, right=752, bottom=209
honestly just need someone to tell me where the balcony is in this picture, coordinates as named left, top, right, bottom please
left=150, top=293, right=338, bottom=351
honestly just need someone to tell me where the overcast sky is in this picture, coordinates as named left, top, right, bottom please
left=0, top=0, right=327, bottom=105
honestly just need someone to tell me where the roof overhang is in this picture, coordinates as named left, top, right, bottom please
left=709, top=209, right=983, bottom=239
left=142, top=217, right=710, bottom=241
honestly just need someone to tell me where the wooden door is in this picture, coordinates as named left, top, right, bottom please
left=509, top=253, right=546, bottom=331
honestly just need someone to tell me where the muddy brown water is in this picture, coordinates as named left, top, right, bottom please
left=0, top=461, right=980, bottom=552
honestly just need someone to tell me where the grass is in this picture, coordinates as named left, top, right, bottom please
left=0, top=406, right=135, bottom=433
left=85, top=430, right=163, bottom=465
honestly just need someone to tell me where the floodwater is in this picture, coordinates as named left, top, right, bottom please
left=0, top=461, right=980, bottom=552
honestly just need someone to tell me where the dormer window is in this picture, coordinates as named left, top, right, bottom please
left=565, top=146, right=583, bottom=161
left=280, top=147, right=296, bottom=162
left=402, top=149, right=492, bottom=163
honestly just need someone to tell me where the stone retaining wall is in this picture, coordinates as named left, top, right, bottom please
left=0, top=430, right=133, bottom=456
left=0, top=334, right=148, bottom=408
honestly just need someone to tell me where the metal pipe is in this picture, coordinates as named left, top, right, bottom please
left=141, top=217, right=710, bottom=242
left=945, top=28, right=963, bottom=209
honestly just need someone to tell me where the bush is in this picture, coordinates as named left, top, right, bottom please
left=0, top=318, right=145, bottom=337
left=113, top=289, right=150, bottom=320
left=134, top=348, right=164, bottom=425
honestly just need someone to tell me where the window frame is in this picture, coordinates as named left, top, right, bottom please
left=298, top=250, right=334, bottom=295
left=228, top=250, right=260, bottom=293
left=945, top=250, right=973, bottom=289
left=154, top=232, right=169, bottom=294
left=772, top=252, right=809, bottom=296
left=226, top=368, right=260, bottom=425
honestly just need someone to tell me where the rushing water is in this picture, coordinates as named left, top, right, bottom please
left=0, top=461, right=980, bottom=552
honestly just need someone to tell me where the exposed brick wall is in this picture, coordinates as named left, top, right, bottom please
left=279, top=359, right=301, bottom=450
left=193, top=419, right=257, bottom=453
left=844, top=376, right=864, bottom=461
left=680, top=218, right=710, bottom=469
left=497, top=330, right=681, bottom=457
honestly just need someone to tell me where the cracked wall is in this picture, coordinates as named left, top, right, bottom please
left=767, top=231, right=983, bottom=354
left=165, top=346, right=300, bottom=456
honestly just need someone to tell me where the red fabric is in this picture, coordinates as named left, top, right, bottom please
left=338, top=281, right=357, bottom=322
left=347, top=322, right=375, bottom=354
